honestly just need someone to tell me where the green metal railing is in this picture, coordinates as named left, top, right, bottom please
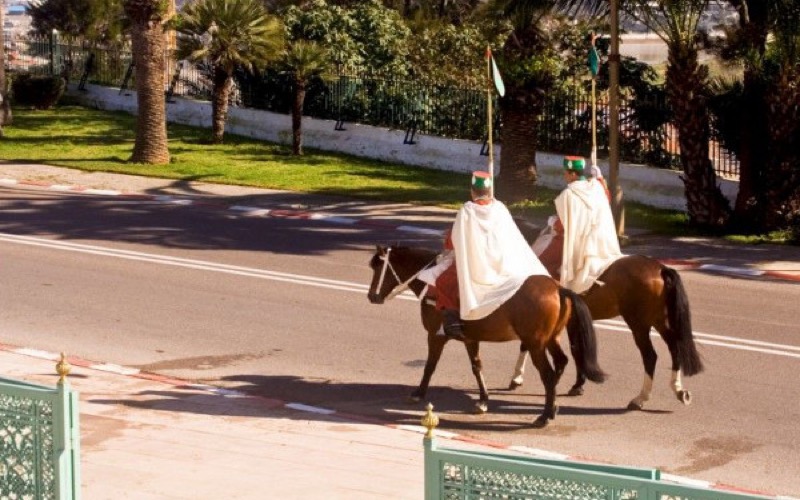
left=422, top=405, right=768, bottom=500
left=2, top=35, right=740, bottom=177
left=0, top=354, right=81, bottom=500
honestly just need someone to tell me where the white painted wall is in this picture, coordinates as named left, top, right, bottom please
left=69, top=84, right=738, bottom=212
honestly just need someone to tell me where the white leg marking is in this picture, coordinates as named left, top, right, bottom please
left=511, top=350, right=527, bottom=385
left=671, top=369, right=684, bottom=394
left=631, top=374, right=654, bottom=408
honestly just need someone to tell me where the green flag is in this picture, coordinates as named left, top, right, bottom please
left=588, top=45, right=599, bottom=77
left=486, top=47, right=505, bottom=97
left=588, top=33, right=600, bottom=77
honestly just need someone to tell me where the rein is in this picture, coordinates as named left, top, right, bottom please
left=376, top=248, right=436, bottom=301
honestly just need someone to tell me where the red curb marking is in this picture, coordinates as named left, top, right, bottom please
left=19, top=180, right=51, bottom=187
left=270, top=209, right=310, bottom=218
left=68, top=358, right=94, bottom=368
left=764, top=271, right=800, bottom=282
left=133, top=372, right=189, bottom=385
left=713, top=483, right=779, bottom=496
left=192, top=201, right=229, bottom=209
left=334, top=412, right=388, bottom=426
left=452, top=435, right=509, bottom=449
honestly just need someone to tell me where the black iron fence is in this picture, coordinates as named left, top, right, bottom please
left=3, top=35, right=740, bottom=177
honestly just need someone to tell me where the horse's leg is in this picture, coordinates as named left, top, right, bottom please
left=568, top=371, right=587, bottom=397
left=509, top=342, right=527, bottom=390
left=663, top=334, right=692, bottom=405
left=627, top=323, right=658, bottom=410
left=464, top=340, right=490, bottom=414
left=528, top=347, right=559, bottom=428
left=565, top=324, right=587, bottom=396
left=410, top=331, right=448, bottom=403
left=547, top=339, right=569, bottom=387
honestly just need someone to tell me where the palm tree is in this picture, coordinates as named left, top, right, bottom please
left=282, top=40, right=329, bottom=155
left=0, top=0, right=11, bottom=136
left=174, top=0, right=284, bottom=143
left=717, top=0, right=770, bottom=229
left=122, top=0, right=171, bottom=163
left=624, top=0, right=731, bottom=227
left=759, top=0, right=800, bottom=230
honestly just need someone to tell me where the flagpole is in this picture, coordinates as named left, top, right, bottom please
left=486, top=45, right=494, bottom=187
left=591, top=73, right=597, bottom=170
left=589, top=32, right=598, bottom=171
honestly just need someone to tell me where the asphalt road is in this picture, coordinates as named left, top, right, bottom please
left=1, top=186, right=799, bottom=497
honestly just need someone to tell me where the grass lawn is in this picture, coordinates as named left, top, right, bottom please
left=2, top=103, right=689, bottom=234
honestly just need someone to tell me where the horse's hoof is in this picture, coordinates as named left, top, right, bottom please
left=532, top=415, right=550, bottom=428
left=677, top=390, right=692, bottom=405
left=627, top=400, right=644, bottom=411
left=473, top=401, right=488, bottom=414
left=567, top=386, right=584, bottom=397
left=508, top=379, right=522, bottom=390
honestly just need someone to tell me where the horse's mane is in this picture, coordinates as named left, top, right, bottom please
left=370, top=245, right=438, bottom=268
left=391, top=245, right=438, bottom=261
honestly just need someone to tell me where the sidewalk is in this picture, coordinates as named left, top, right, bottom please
left=0, top=346, right=434, bottom=499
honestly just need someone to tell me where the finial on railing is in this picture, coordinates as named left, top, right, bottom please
left=56, top=352, right=71, bottom=385
left=421, top=402, right=439, bottom=439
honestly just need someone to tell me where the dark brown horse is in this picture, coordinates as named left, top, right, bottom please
left=367, top=244, right=606, bottom=428
left=508, top=254, right=704, bottom=410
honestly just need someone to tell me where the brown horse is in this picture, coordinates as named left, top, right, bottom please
left=508, top=254, right=704, bottom=410
left=367, top=244, right=606, bottom=428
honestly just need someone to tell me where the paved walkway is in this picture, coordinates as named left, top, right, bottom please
left=1, top=162, right=799, bottom=499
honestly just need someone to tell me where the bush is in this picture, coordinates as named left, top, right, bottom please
left=11, top=74, right=66, bottom=110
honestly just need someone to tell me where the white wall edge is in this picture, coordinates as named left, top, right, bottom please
left=68, top=84, right=739, bottom=212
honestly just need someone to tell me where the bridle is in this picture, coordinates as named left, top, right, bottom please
left=374, top=247, right=436, bottom=301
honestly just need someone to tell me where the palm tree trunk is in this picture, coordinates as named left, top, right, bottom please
left=129, top=20, right=170, bottom=164
left=761, top=67, right=800, bottom=230
left=211, top=68, right=232, bottom=144
left=732, top=69, right=768, bottom=229
left=292, top=78, right=306, bottom=155
left=666, top=44, right=730, bottom=227
left=497, top=103, right=539, bottom=201
left=732, top=1, right=769, bottom=230
left=0, top=0, right=11, bottom=135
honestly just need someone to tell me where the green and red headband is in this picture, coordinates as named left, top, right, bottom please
left=563, top=156, right=586, bottom=172
left=471, top=171, right=492, bottom=190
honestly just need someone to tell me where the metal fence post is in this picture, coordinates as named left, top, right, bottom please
left=49, top=29, right=59, bottom=77
left=422, top=403, right=440, bottom=500
left=55, top=353, right=80, bottom=500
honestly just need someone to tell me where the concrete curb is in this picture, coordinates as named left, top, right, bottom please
left=1, top=342, right=791, bottom=499
left=2, top=176, right=798, bottom=283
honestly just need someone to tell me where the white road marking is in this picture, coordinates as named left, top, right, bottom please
left=2, top=232, right=796, bottom=358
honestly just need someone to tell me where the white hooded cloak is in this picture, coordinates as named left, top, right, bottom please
left=554, top=178, right=623, bottom=293
left=451, top=200, right=549, bottom=320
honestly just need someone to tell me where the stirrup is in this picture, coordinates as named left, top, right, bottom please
left=442, top=320, right=466, bottom=341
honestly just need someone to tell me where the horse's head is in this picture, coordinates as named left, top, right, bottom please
left=368, top=244, right=439, bottom=304
left=368, top=244, right=399, bottom=304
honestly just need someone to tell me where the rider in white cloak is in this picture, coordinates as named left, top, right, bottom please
left=553, top=156, right=623, bottom=293
left=450, top=171, right=549, bottom=321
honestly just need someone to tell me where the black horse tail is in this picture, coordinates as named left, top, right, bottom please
left=561, top=288, right=606, bottom=383
left=662, top=267, right=704, bottom=377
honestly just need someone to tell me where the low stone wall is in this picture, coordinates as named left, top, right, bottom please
left=69, top=84, right=738, bottom=212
